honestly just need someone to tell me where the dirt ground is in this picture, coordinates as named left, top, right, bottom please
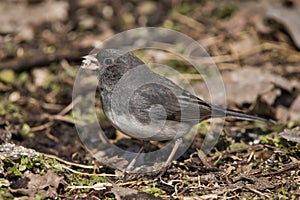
left=0, top=0, right=300, bottom=199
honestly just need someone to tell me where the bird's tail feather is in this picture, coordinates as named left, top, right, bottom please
left=210, top=105, right=275, bottom=124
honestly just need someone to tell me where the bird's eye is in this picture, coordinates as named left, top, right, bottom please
left=104, top=58, right=113, bottom=65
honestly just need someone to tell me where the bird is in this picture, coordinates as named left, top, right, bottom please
left=81, top=48, right=272, bottom=173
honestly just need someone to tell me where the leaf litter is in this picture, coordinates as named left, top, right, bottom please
left=0, top=0, right=300, bottom=199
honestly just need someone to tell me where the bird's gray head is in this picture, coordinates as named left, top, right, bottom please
left=81, top=49, right=146, bottom=93
left=95, top=49, right=126, bottom=68
left=81, top=49, right=144, bottom=71
left=81, top=49, right=125, bottom=70
left=81, top=49, right=144, bottom=70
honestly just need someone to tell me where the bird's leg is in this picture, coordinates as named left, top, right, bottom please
left=125, top=144, right=144, bottom=173
left=159, top=138, right=182, bottom=177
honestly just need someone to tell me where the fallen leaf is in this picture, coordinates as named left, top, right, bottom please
left=0, top=1, right=68, bottom=34
left=9, top=170, right=63, bottom=198
left=224, top=67, right=297, bottom=104
left=193, top=66, right=299, bottom=120
left=235, top=0, right=300, bottom=49
left=32, top=68, right=49, bottom=87
left=279, top=127, right=300, bottom=143
left=194, top=67, right=298, bottom=104
left=266, top=0, right=300, bottom=49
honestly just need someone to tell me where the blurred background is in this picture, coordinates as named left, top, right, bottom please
left=0, top=0, right=299, bottom=199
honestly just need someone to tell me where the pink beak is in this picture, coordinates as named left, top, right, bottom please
left=81, top=54, right=100, bottom=70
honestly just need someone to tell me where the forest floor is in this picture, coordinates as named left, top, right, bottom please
left=0, top=0, right=300, bottom=199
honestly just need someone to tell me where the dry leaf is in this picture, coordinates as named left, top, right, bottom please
left=194, top=67, right=298, bottom=105
left=0, top=1, right=68, bottom=34
left=279, top=127, right=300, bottom=143
left=9, top=171, right=62, bottom=198
left=266, top=1, right=300, bottom=49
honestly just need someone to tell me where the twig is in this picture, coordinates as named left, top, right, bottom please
left=31, top=121, right=53, bottom=132
left=45, top=130, right=59, bottom=143
left=58, top=96, right=81, bottom=116
left=67, top=182, right=113, bottom=190
left=51, top=115, right=75, bottom=124
left=42, top=153, right=96, bottom=169
left=257, top=162, right=300, bottom=177
left=182, top=73, right=204, bottom=80
left=117, top=179, right=153, bottom=186
left=171, top=12, right=204, bottom=33
left=196, top=149, right=213, bottom=168
left=62, top=164, right=116, bottom=177
left=29, top=97, right=64, bottom=111
left=0, top=47, right=91, bottom=72
left=244, top=185, right=271, bottom=198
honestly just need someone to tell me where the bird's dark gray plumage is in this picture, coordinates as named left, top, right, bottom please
left=81, top=48, right=272, bottom=172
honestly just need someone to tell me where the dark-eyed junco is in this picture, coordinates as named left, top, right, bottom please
left=81, top=49, right=272, bottom=172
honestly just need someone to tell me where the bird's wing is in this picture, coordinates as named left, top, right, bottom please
left=128, top=82, right=212, bottom=124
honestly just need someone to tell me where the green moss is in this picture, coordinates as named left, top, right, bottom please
left=35, top=193, right=47, bottom=200
left=17, top=72, right=30, bottom=83
left=277, top=186, right=289, bottom=199
left=287, top=120, right=300, bottom=129
left=215, top=2, right=237, bottom=19
left=166, top=60, right=197, bottom=74
left=0, top=70, right=16, bottom=84
left=140, top=182, right=166, bottom=197
left=5, top=155, right=62, bottom=177
left=0, top=188, right=14, bottom=200
left=173, top=2, right=192, bottom=14
left=20, top=123, right=34, bottom=139
left=197, top=121, right=210, bottom=135
left=71, top=106, right=102, bottom=125
left=41, top=74, right=60, bottom=93
left=163, top=20, right=186, bottom=32
left=259, top=133, right=285, bottom=147
left=0, top=101, right=21, bottom=117
left=229, top=141, right=248, bottom=150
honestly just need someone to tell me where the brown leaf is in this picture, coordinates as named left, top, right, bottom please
left=193, top=66, right=299, bottom=120
left=239, top=0, right=300, bottom=49
left=279, top=127, right=300, bottom=143
left=194, top=67, right=298, bottom=105
left=266, top=1, right=300, bottom=49
left=9, top=171, right=63, bottom=198
left=224, top=67, right=297, bottom=104
left=0, top=1, right=68, bottom=34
